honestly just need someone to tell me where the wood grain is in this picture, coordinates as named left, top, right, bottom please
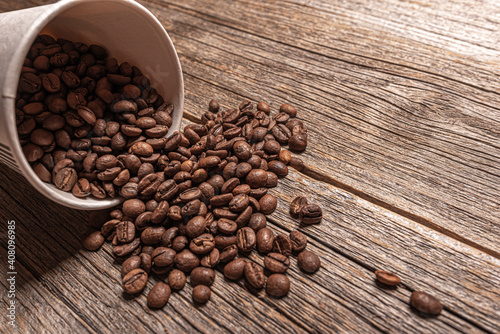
left=141, top=0, right=500, bottom=254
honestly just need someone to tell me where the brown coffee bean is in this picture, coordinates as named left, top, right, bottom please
left=266, top=274, right=290, bottom=298
left=20, top=73, right=42, bottom=93
left=191, top=267, right=215, bottom=286
left=122, top=199, right=146, bottom=218
left=141, top=226, right=166, bottom=245
left=256, top=227, right=275, bottom=254
left=53, top=167, right=78, bottom=191
left=199, top=156, right=221, bottom=168
left=229, top=194, right=250, bottom=212
left=122, top=268, right=148, bottom=294
left=273, top=234, right=292, bottom=257
left=192, top=285, right=211, bottom=304
left=288, top=134, right=307, bottom=152
left=189, top=233, right=215, bottom=255
left=168, top=269, right=186, bottom=290
left=246, top=169, right=268, bottom=188
left=186, top=216, right=207, bottom=238
left=297, top=250, right=321, bottom=273
left=30, top=128, right=54, bottom=146
left=224, top=258, right=246, bottom=280
left=244, top=262, right=266, bottom=289
left=375, top=270, right=401, bottom=286
left=236, top=227, right=256, bottom=252
left=299, top=204, right=322, bottom=224
left=33, top=162, right=51, bottom=182
left=410, top=291, right=443, bottom=316
left=289, top=157, right=305, bottom=171
left=267, top=160, right=288, bottom=177
left=219, top=244, right=238, bottom=263
left=174, top=249, right=200, bottom=272
left=151, top=247, right=176, bottom=267
left=82, top=231, right=104, bottom=251
left=147, top=282, right=171, bottom=309
left=264, top=253, right=290, bottom=273
left=121, top=256, right=142, bottom=277
left=200, top=248, right=220, bottom=268
left=289, top=230, right=307, bottom=252
left=233, top=140, right=252, bottom=160
left=130, top=142, right=153, bottom=157
left=217, top=218, right=237, bottom=234
left=290, top=196, right=308, bottom=217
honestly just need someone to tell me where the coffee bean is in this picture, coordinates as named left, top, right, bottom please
left=290, top=196, right=308, bottom=216
left=374, top=270, right=401, bottom=286
left=248, top=213, right=267, bottom=231
left=200, top=248, right=220, bottom=268
left=122, top=199, right=146, bottom=218
left=264, top=253, right=290, bottom=273
left=189, top=233, right=215, bottom=255
left=191, top=267, right=215, bottom=286
left=174, top=249, right=200, bottom=272
left=186, top=216, right=207, bottom=238
left=20, top=73, right=41, bottom=93
left=168, top=269, right=186, bottom=290
left=82, top=231, right=104, bottom=251
left=299, top=204, right=322, bottom=224
left=121, top=256, right=142, bottom=277
left=410, top=291, right=443, bottom=316
left=273, top=234, right=292, bottom=257
left=288, top=134, right=307, bottom=152
left=236, top=227, right=256, bottom=252
left=233, top=140, right=252, bottom=160
left=289, top=230, right=307, bottom=252
left=246, top=169, right=268, bottom=188
left=116, top=221, right=135, bottom=243
left=267, top=161, right=288, bottom=177
left=229, top=194, right=250, bottom=212
left=223, top=258, right=247, bottom=280
left=272, top=124, right=291, bottom=144
left=297, top=250, right=321, bottom=273
left=244, top=262, right=266, bottom=289
left=53, top=167, right=78, bottom=191
left=256, top=227, right=275, bottom=254
left=147, top=282, right=171, bottom=309
left=141, top=226, right=166, bottom=245
left=259, top=194, right=277, bottom=214
left=219, top=244, right=238, bottom=263
left=122, top=268, right=148, bottom=294
left=192, top=285, right=211, bottom=304
left=266, top=274, right=290, bottom=298
left=151, top=247, right=176, bottom=267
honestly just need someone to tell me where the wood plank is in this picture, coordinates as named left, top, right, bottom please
left=140, top=0, right=500, bottom=255
left=0, top=163, right=484, bottom=333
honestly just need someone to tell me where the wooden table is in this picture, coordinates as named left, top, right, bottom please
left=1, top=0, right=499, bottom=333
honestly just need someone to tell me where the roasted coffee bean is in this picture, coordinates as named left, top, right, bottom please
left=200, top=248, right=220, bottom=268
left=172, top=236, right=188, bottom=252
left=289, top=157, right=305, bottom=171
left=217, top=218, right=237, bottom=234
left=273, top=234, right=292, bottom=257
left=189, top=233, right=215, bottom=255
left=221, top=177, right=240, bottom=194
left=299, top=204, right=322, bottom=224
left=214, top=234, right=237, bottom=249
left=168, top=269, right=186, bottom=290
left=272, top=124, right=291, bottom=144
left=289, top=230, right=307, bottom=252
left=199, top=156, right=221, bottom=168
left=224, top=258, right=246, bottom=280
left=192, top=285, right=211, bottom=304
left=267, top=161, right=288, bottom=177
left=374, top=270, right=401, bottom=286
left=122, top=268, right=148, bottom=294
left=288, top=134, right=307, bottom=152
left=248, top=213, right=267, bottom=231
left=141, top=226, right=166, bottom=245
left=122, top=199, right=146, bottom=218
left=147, top=282, right=171, bottom=309
left=53, top=167, right=78, bottom=191
left=232, top=184, right=251, bottom=196
left=186, top=216, right=206, bottom=238
left=229, top=194, right=250, bottom=212
left=259, top=194, right=277, bottom=214
left=264, top=253, right=290, bottom=273
left=256, top=227, right=275, bottom=254
left=151, top=247, right=176, bottom=267
left=191, top=267, right=215, bottom=286
left=236, top=227, right=256, bottom=253
left=33, top=162, right=51, bottom=182
left=233, top=140, right=252, bottom=160
left=297, top=250, right=321, bottom=273
left=244, top=262, right=266, bottom=289
left=219, top=244, right=238, bottom=263
left=246, top=169, right=268, bottom=188
left=116, top=221, right=135, bottom=243
left=290, top=196, right=308, bottom=217
left=410, top=291, right=443, bottom=316
left=174, top=249, right=200, bottom=272
left=266, top=274, right=290, bottom=298
left=121, top=256, right=142, bottom=277
left=82, top=231, right=104, bottom=251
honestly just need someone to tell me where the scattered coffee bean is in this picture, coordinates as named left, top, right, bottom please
left=82, top=231, right=105, bottom=251
left=299, top=204, right=322, bottom=225
left=147, top=282, right=171, bottom=309
left=192, top=285, right=211, bottom=304
left=297, top=250, right=321, bottom=273
left=266, top=274, right=290, bottom=298
left=410, top=291, right=443, bottom=316
left=122, top=268, right=148, bottom=294
left=375, top=270, right=401, bottom=286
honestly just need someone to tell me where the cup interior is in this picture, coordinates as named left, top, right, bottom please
left=11, top=0, right=184, bottom=210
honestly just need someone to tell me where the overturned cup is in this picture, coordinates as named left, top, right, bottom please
left=0, top=0, right=184, bottom=210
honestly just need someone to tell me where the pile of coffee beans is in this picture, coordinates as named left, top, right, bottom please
left=375, top=270, right=443, bottom=316
left=17, top=34, right=172, bottom=198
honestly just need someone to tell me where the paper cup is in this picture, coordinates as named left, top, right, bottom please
left=0, top=0, right=184, bottom=210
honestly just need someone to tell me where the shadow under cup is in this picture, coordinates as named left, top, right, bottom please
left=0, top=0, right=184, bottom=210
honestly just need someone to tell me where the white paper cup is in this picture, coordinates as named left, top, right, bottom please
left=0, top=0, right=184, bottom=210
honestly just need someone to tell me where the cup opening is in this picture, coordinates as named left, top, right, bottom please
left=7, top=0, right=184, bottom=210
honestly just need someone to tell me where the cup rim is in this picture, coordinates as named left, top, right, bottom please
left=5, top=0, right=184, bottom=210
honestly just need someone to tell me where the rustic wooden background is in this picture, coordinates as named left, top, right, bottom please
left=1, top=0, right=499, bottom=333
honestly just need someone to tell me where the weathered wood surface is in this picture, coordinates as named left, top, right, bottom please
left=1, top=0, right=500, bottom=333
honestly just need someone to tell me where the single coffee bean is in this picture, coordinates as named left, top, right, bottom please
left=264, top=253, right=290, bottom=273
left=244, top=262, right=266, bottom=289
left=224, top=258, right=247, bottom=280
left=290, top=196, right=308, bottom=217
left=266, top=274, right=290, bottom=298
left=192, top=285, right=211, bottom=304
left=375, top=270, right=401, bottom=286
left=174, top=249, right=200, bottom=272
left=189, top=233, right=215, bottom=255
left=289, top=230, right=307, bottom=252
left=191, top=267, right=215, bottom=286
left=410, top=291, right=443, bottom=316
left=151, top=247, right=176, bottom=267
left=246, top=169, right=268, bottom=188
left=186, top=216, right=207, bottom=238
left=53, top=167, right=78, bottom=191
left=272, top=234, right=292, bottom=257
left=299, top=204, right=322, bottom=224
left=200, top=248, right=220, bottom=268
left=82, top=231, right=104, bottom=251
left=217, top=218, right=237, bottom=234
left=219, top=244, right=238, bottom=263
left=236, top=227, right=256, bottom=253
left=297, top=250, right=321, bottom=273
left=147, top=282, right=171, bottom=309
left=121, top=256, right=142, bottom=277
left=256, top=227, right=275, bottom=254
left=248, top=213, right=267, bottom=231
left=289, top=157, right=305, bottom=171
left=172, top=236, right=188, bottom=252
left=116, top=221, right=135, bottom=243
left=229, top=193, right=250, bottom=212
left=259, top=194, right=277, bottom=215
left=141, top=226, right=166, bottom=245
left=168, top=269, right=186, bottom=290
left=122, top=268, right=148, bottom=294
left=288, top=134, right=307, bottom=152
left=267, top=160, right=288, bottom=177
left=122, top=199, right=146, bottom=218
